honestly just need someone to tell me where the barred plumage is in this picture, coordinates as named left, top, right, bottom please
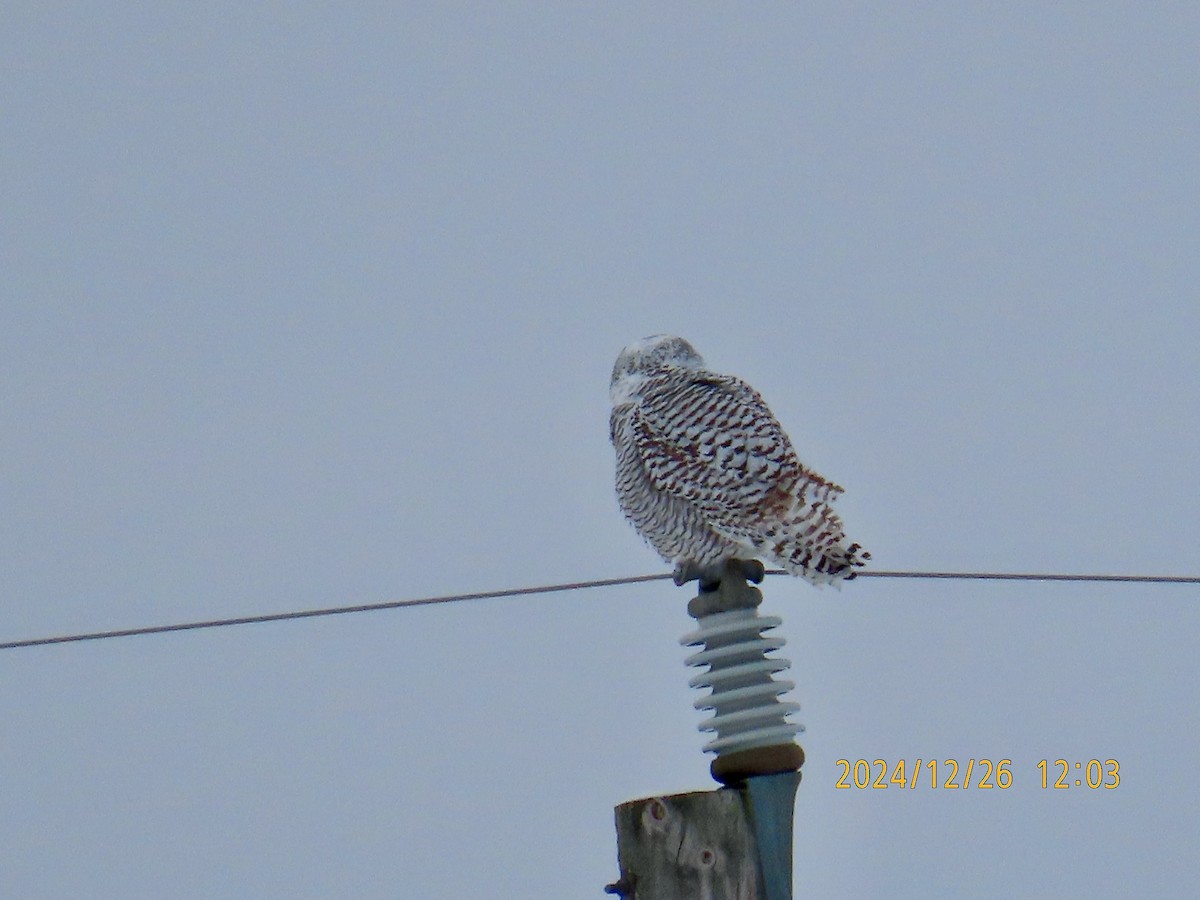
left=609, top=335, right=868, bottom=586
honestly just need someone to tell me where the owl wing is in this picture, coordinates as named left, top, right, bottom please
left=631, top=372, right=842, bottom=531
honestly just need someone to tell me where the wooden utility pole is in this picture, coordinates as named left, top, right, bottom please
left=607, top=560, right=804, bottom=900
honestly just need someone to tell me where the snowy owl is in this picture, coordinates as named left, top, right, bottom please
left=610, top=335, right=868, bottom=587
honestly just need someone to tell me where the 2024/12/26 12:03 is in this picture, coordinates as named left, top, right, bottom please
left=835, top=758, right=1121, bottom=789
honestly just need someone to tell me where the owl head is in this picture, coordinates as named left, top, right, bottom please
left=610, top=334, right=705, bottom=404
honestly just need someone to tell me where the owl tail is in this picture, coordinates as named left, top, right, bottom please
left=808, top=540, right=871, bottom=585
left=758, top=496, right=871, bottom=588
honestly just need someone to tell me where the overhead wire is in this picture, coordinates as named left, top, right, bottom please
left=1, top=569, right=1196, bottom=651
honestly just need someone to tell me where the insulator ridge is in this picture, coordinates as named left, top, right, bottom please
left=680, top=607, right=803, bottom=756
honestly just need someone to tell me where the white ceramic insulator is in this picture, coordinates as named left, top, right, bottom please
left=680, top=607, right=803, bottom=756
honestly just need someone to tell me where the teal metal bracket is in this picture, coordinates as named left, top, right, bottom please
left=742, top=770, right=802, bottom=900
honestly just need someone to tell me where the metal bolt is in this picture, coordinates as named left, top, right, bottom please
left=604, top=873, right=637, bottom=897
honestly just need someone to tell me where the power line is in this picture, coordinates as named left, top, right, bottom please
left=0, top=574, right=670, bottom=651
left=2, top=569, right=1195, bottom=652
left=857, top=570, right=1200, bottom=584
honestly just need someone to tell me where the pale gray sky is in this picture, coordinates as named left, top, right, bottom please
left=3, top=4, right=1198, bottom=898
